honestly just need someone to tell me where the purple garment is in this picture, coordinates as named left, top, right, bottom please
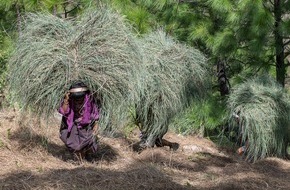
left=58, top=94, right=99, bottom=132
left=60, top=122, right=97, bottom=153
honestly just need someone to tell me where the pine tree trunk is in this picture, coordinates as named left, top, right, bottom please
left=217, top=59, right=230, bottom=96
left=274, top=0, right=285, bottom=87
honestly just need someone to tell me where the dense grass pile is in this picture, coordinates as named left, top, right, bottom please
left=134, top=31, right=209, bottom=146
left=228, top=75, right=290, bottom=162
left=8, top=7, right=142, bottom=130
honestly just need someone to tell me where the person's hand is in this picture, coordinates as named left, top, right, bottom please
left=93, top=123, right=99, bottom=134
left=237, top=146, right=245, bottom=155
left=64, top=92, right=70, bottom=100
left=64, top=92, right=70, bottom=105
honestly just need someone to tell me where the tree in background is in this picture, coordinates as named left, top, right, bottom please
left=185, top=0, right=290, bottom=87
left=108, top=0, right=156, bottom=34
left=0, top=0, right=95, bottom=34
left=114, top=0, right=290, bottom=88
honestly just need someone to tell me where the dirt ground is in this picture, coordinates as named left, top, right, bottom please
left=0, top=110, right=290, bottom=190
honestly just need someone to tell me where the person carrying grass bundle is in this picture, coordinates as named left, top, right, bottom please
left=136, top=130, right=179, bottom=152
left=232, top=112, right=249, bottom=156
left=59, top=81, right=100, bottom=162
left=133, top=108, right=180, bottom=152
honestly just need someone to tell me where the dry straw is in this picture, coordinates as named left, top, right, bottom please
left=134, top=30, right=209, bottom=146
left=228, top=75, right=290, bottom=162
left=8, top=7, right=143, bottom=130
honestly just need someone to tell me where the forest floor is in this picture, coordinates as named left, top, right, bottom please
left=0, top=109, right=290, bottom=190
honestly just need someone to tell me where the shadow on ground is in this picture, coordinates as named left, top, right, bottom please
left=0, top=164, right=190, bottom=190
left=10, top=126, right=118, bottom=163
left=195, top=158, right=290, bottom=190
left=1, top=158, right=290, bottom=190
left=137, top=149, right=235, bottom=172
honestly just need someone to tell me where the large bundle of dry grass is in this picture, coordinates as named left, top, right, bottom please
left=8, top=7, right=143, bottom=130
left=228, top=75, right=290, bottom=162
left=134, top=30, right=209, bottom=146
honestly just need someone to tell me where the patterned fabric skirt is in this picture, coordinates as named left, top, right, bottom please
left=59, top=119, right=97, bottom=154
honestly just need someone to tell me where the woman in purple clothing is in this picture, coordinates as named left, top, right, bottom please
left=58, top=81, right=100, bottom=162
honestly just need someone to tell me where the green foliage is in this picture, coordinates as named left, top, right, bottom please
left=0, top=31, right=13, bottom=92
left=208, top=0, right=232, bottom=13
left=109, top=0, right=190, bottom=38
left=212, top=29, right=236, bottom=55
left=139, top=0, right=178, bottom=11
left=189, top=22, right=212, bottom=43
left=130, top=0, right=290, bottom=86
left=0, top=0, right=50, bottom=12
left=171, top=94, right=228, bottom=136
left=108, top=0, right=157, bottom=34
left=124, top=6, right=153, bottom=34
left=228, top=75, right=290, bottom=162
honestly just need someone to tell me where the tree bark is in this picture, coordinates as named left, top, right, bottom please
left=274, top=0, right=286, bottom=87
left=217, top=59, right=230, bottom=96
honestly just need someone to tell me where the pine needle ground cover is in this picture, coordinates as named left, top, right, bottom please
left=134, top=31, right=209, bottom=146
left=228, top=75, right=290, bottom=162
left=8, top=7, right=142, bottom=130
left=2, top=109, right=290, bottom=189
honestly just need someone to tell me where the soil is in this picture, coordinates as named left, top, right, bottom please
left=0, top=110, right=290, bottom=190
